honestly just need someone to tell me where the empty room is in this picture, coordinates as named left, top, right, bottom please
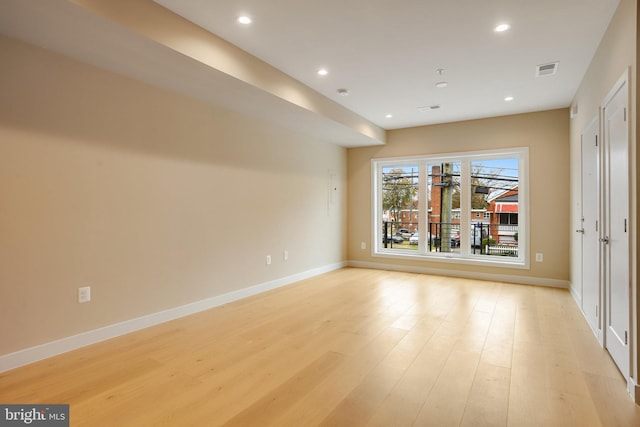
left=1, top=0, right=639, bottom=426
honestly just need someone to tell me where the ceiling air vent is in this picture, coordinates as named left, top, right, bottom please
left=536, top=62, right=559, bottom=77
left=417, top=104, right=441, bottom=112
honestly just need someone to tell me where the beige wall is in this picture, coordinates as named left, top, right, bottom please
left=347, top=109, right=570, bottom=283
left=0, top=35, right=347, bottom=355
left=568, top=0, right=638, bottom=393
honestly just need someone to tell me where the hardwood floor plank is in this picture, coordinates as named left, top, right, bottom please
left=583, top=372, right=640, bottom=427
left=365, top=330, right=456, bottom=426
left=220, top=351, right=345, bottom=427
left=480, top=290, right=516, bottom=369
left=316, top=311, right=437, bottom=426
left=273, top=326, right=410, bottom=426
left=413, top=348, right=481, bottom=426
left=460, top=361, right=511, bottom=427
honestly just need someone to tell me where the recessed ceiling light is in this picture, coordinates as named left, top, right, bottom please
left=435, top=82, right=448, bottom=88
left=385, top=114, right=393, bottom=118
left=504, top=96, right=514, bottom=102
left=237, top=16, right=252, bottom=25
left=495, top=23, right=510, bottom=32
left=317, top=68, right=329, bottom=76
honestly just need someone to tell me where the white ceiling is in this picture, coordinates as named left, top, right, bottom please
left=156, top=0, right=620, bottom=129
left=0, top=0, right=621, bottom=145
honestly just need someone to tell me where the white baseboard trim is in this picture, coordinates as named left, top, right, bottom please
left=347, top=260, right=570, bottom=288
left=628, top=377, right=639, bottom=403
left=569, top=285, right=581, bottom=305
left=569, top=283, right=604, bottom=345
left=0, top=261, right=346, bottom=373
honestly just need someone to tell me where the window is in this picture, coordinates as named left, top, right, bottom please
left=380, top=164, right=419, bottom=250
left=372, top=148, right=528, bottom=267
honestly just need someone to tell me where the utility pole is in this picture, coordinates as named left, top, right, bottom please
left=440, top=162, right=453, bottom=252
left=408, top=167, right=415, bottom=231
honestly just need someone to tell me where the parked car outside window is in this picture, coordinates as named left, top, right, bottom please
left=409, top=232, right=420, bottom=245
left=384, top=234, right=404, bottom=244
left=397, top=228, right=412, bottom=239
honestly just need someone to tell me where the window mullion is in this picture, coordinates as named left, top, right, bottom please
left=373, top=163, right=380, bottom=252
left=460, top=160, right=471, bottom=256
left=418, top=163, right=427, bottom=254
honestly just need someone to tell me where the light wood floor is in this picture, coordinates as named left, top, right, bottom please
left=2, top=268, right=639, bottom=426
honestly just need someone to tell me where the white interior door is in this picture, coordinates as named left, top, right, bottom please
left=580, top=116, right=600, bottom=335
left=603, top=74, right=630, bottom=379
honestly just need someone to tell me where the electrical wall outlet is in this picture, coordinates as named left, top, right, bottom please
left=78, top=286, right=91, bottom=303
left=535, top=253, right=543, bottom=262
left=361, top=242, right=367, bottom=250
left=266, top=255, right=272, bottom=265
left=283, top=250, right=288, bottom=261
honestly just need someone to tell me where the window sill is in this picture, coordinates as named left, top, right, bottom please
left=373, top=250, right=529, bottom=270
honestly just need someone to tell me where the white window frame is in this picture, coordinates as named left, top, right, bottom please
left=372, top=147, right=529, bottom=268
